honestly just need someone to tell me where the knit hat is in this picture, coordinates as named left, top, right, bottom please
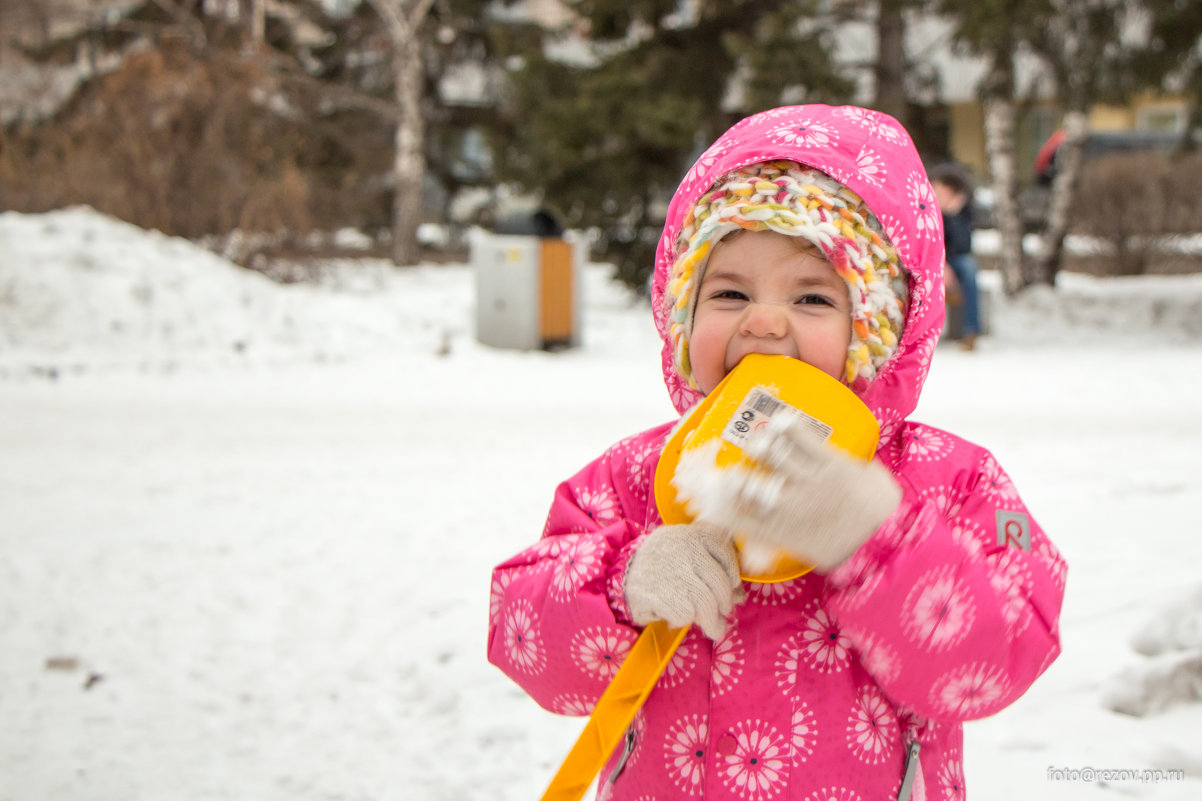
left=664, top=160, right=909, bottom=392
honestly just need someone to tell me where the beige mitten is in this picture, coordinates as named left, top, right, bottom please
left=674, top=414, right=902, bottom=572
left=624, top=523, right=744, bottom=640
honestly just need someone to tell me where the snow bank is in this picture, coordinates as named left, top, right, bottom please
left=0, top=207, right=465, bottom=374
left=4, top=207, right=1201, bottom=382
left=981, top=270, right=1202, bottom=345
left=1104, top=585, right=1202, bottom=718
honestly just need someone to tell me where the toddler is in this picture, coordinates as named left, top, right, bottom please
left=488, top=105, right=1065, bottom=800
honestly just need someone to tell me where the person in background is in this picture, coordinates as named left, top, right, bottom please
left=929, top=164, right=980, bottom=350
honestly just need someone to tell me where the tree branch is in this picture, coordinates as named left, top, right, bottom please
left=366, top=0, right=438, bottom=43
left=256, top=47, right=401, bottom=120
left=149, top=0, right=207, bottom=48
left=412, top=0, right=438, bottom=26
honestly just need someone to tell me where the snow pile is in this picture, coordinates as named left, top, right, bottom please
left=984, top=271, right=1202, bottom=345
left=4, top=207, right=1202, bottom=381
left=1105, top=585, right=1202, bottom=718
left=0, top=207, right=465, bottom=374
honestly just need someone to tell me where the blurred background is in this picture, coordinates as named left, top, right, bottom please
left=2, top=0, right=1200, bottom=293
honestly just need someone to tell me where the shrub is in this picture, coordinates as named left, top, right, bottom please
left=0, top=40, right=393, bottom=266
left=1071, top=150, right=1202, bottom=275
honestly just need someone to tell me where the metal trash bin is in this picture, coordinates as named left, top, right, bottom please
left=472, top=208, right=583, bottom=350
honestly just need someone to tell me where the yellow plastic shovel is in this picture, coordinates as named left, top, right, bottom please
left=539, top=354, right=880, bottom=801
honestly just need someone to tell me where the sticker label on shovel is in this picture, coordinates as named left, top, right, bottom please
left=721, top=387, right=833, bottom=448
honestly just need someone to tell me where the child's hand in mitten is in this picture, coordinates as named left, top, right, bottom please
left=625, top=523, right=744, bottom=640
left=674, top=415, right=901, bottom=572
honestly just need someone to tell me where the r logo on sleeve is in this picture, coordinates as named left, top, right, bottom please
left=996, top=510, right=1031, bottom=551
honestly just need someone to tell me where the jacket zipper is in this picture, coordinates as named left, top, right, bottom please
left=895, top=710, right=927, bottom=801
left=896, top=739, right=922, bottom=801
left=607, top=725, right=638, bottom=786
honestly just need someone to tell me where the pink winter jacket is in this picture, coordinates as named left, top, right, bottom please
left=488, top=105, right=1066, bottom=800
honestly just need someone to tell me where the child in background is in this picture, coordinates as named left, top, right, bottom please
left=929, top=164, right=981, bottom=350
left=488, top=105, right=1065, bottom=800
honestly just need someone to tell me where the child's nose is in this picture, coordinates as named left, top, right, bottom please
left=740, top=302, right=788, bottom=338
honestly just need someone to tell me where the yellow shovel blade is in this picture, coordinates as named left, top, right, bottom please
left=655, top=354, right=881, bottom=537
left=539, top=620, right=689, bottom=801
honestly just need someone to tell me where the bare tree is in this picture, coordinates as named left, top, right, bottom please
left=236, top=0, right=266, bottom=44
left=830, top=0, right=921, bottom=130
left=365, top=0, right=437, bottom=266
left=1025, top=0, right=1127, bottom=286
left=940, top=0, right=1127, bottom=292
left=940, top=0, right=1043, bottom=295
left=874, top=0, right=910, bottom=128
left=982, top=89, right=1027, bottom=293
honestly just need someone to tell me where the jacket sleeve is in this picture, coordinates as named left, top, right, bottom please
left=487, top=436, right=661, bottom=716
left=823, top=442, right=1066, bottom=722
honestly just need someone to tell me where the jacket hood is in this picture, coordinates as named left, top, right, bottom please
left=650, top=104, right=946, bottom=447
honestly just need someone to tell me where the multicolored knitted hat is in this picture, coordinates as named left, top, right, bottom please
left=663, top=160, right=909, bottom=392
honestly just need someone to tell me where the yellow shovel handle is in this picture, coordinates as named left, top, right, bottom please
left=539, top=620, right=689, bottom=801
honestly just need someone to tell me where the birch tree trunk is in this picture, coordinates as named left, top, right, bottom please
left=984, top=98, right=1026, bottom=295
left=391, top=35, right=426, bottom=266
left=1031, top=0, right=1089, bottom=286
left=238, top=0, right=265, bottom=44
left=980, top=37, right=1026, bottom=296
left=1027, top=0, right=1126, bottom=285
left=1034, top=108, right=1087, bottom=285
left=368, top=0, right=436, bottom=266
left=251, top=0, right=264, bottom=44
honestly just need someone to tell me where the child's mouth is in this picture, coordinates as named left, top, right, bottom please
left=727, top=349, right=798, bottom=373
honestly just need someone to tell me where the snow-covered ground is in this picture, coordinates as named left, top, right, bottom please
left=1, top=207, right=1201, bottom=800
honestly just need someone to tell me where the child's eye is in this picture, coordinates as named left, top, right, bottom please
left=710, top=289, right=748, bottom=301
left=796, top=293, right=836, bottom=307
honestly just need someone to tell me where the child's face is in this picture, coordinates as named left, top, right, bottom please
left=689, top=231, right=852, bottom=395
